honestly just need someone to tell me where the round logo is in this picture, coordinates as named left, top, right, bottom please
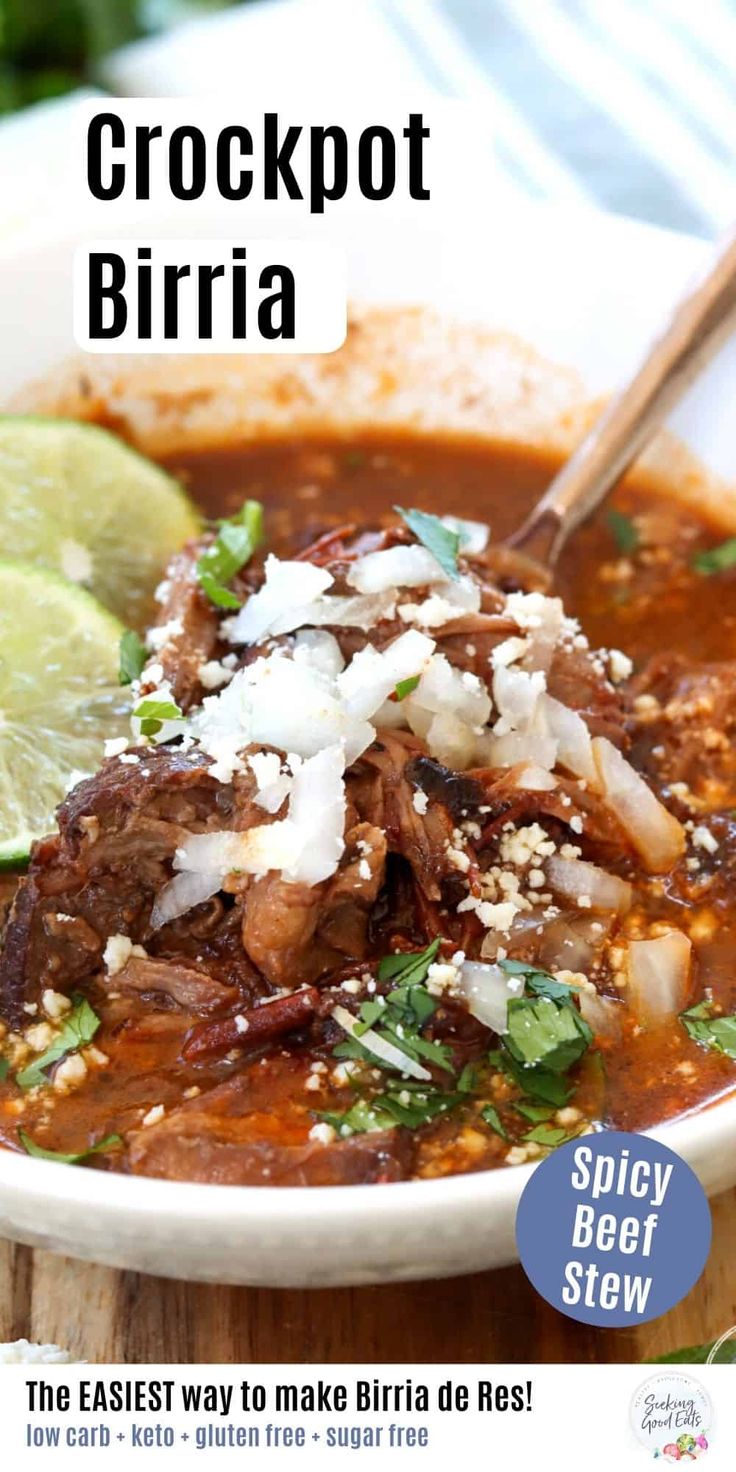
left=630, top=1372, right=712, bottom=1460
left=515, top=1131, right=711, bottom=1328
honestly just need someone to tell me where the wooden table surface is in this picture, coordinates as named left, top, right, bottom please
left=1, top=1186, right=733, bottom=1364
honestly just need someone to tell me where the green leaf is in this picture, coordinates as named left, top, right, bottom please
left=488, top=1047, right=574, bottom=1106
left=499, top=957, right=574, bottom=1002
left=0, top=1058, right=9, bottom=1081
left=457, top=1062, right=478, bottom=1093
left=395, top=506, right=460, bottom=580
left=505, top=996, right=592, bottom=1073
left=692, top=537, right=736, bottom=576
left=377, top=938, right=440, bottom=986
left=522, top=1123, right=578, bottom=1148
left=132, top=695, right=183, bottom=738
left=394, top=674, right=420, bottom=701
left=18, top=1129, right=122, bottom=1165
left=118, top=628, right=147, bottom=686
left=196, top=499, right=264, bottom=608
left=681, top=1002, right=736, bottom=1060
left=333, top=947, right=456, bottom=1079
left=514, top=1101, right=556, bottom=1123
left=607, top=508, right=639, bottom=554
left=385, top=982, right=436, bottom=1025
left=321, top=1081, right=463, bottom=1135
left=16, top=995, right=101, bottom=1090
left=481, top=1104, right=508, bottom=1139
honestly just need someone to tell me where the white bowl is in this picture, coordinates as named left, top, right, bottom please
left=1, top=203, right=736, bottom=1286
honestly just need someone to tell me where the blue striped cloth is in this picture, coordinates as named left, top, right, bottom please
left=379, top=0, right=736, bottom=236
left=99, top=0, right=736, bottom=240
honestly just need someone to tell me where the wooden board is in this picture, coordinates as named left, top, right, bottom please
left=1, top=1185, right=733, bottom=1364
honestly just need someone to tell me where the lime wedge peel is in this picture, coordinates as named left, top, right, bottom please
left=0, top=560, right=130, bottom=868
left=0, top=416, right=201, bottom=630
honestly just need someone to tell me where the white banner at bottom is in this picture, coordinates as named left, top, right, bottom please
left=1, top=1363, right=732, bottom=1469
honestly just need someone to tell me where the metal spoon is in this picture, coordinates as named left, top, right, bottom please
left=509, top=228, right=736, bottom=569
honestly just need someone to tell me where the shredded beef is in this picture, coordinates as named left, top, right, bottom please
left=127, top=1069, right=412, bottom=1185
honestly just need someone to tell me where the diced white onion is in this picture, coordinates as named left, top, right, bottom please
left=627, top=931, right=692, bottom=1022
left=150, top=870, right=223, bottom=930
left=337, top=630, right=435, bottom=720
left=457, top=960, right=524, bottom=1034
left=592, top=737, right=685, bottom=873
left=440, top=515, right=490, bottom=554
left=247, top=750, right=292, bottom=814
left=515, top=764, right=558, bottom=791
left=293, top=629, right=345, bottom=677
left=415, top=653, right=492, bottom=727
left=507, top=593, right=564, bottom=674
left=397, top=574, right=481, bottom=628
left=282, top=744, right=346, bottom=885
left=228, top=556, right=333, bottom=644
left=331, top=1004, right=431, bottom=1081
left=426, top=712, right=477, bottom=769
left=175, top=824, right=297, bottom=878
left=492, top=664, right=546, bottom=736
left=347, top=544, right=448, bottom=594
left=175, top=745, right=346, bottom=889
left=540, top=694, right=597, bottom=785
left=299, top=591, right=398, bottom=632
left=578, top=987, right=622, bottom=1039
left=478, top=730, right=558, bottom=771
left=546, top=855, right=632, bottom=914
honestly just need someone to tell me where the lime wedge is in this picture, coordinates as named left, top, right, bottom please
left=0, top=417, right=201, bottom=629
left=0, top=561, right=130, bottom=868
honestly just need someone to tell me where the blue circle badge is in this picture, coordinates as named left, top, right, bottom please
left=515, top=1131, right=711, bottom=1328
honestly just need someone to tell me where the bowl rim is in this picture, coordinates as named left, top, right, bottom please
left=1, top=1092, right=734, bottom=1225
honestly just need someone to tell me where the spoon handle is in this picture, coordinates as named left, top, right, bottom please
left=510, top=229, right=736, bottom=566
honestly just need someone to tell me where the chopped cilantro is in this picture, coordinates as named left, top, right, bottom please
left=132, top=695, right=183, bottom=738
left=505, top=994, right=592, bottom=1073
left=118, top=629, right=147, bottom=685
left=488, top=1047, right=574, bottom=1107
left=513, top=1101, right=556, bottom=1123
left=481, top=1104, right=508, bottom=1139
left=395, top=506, right=460, bottom=580
left=16, top=995, right=101, bottom=1090
left=196, top=499, right=264, bottom=608
left=499, top=957, right=576, bottom=1002
left=522, top=1122, right=580, bottom=1148
left=607, top=508, right=639, bottom=555
left=457, top=1062, right=478, bottom=1093
left=321, top=1079, right=463, bottom=1135
left=377, top=938, right=440, bottom=987
left=332, top=944, right=454, bottom=1078
left=18, top=1130, right=122, bottom=1165
left=692, top=538, right=736, bottom=576
left=394, top=674, right=420, bottom=701
left=681, top=1001, right=736, bottom=1060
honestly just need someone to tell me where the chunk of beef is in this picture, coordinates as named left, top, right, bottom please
left=348, top=732, right=457, bottom=901
left=127, top=1070, right=412, bottom=1185
left=111, top=955, right=238, bottom=1014
left=628, top=655, right=736, bottom=803
left=0, top=746, right=258, bottom=1027
left=143, top=542, right=220, bottom=711
left=237, top=821, right=387, bottom=991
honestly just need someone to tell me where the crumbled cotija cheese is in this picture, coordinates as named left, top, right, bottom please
left=103, top=934, right=147, bottom=975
